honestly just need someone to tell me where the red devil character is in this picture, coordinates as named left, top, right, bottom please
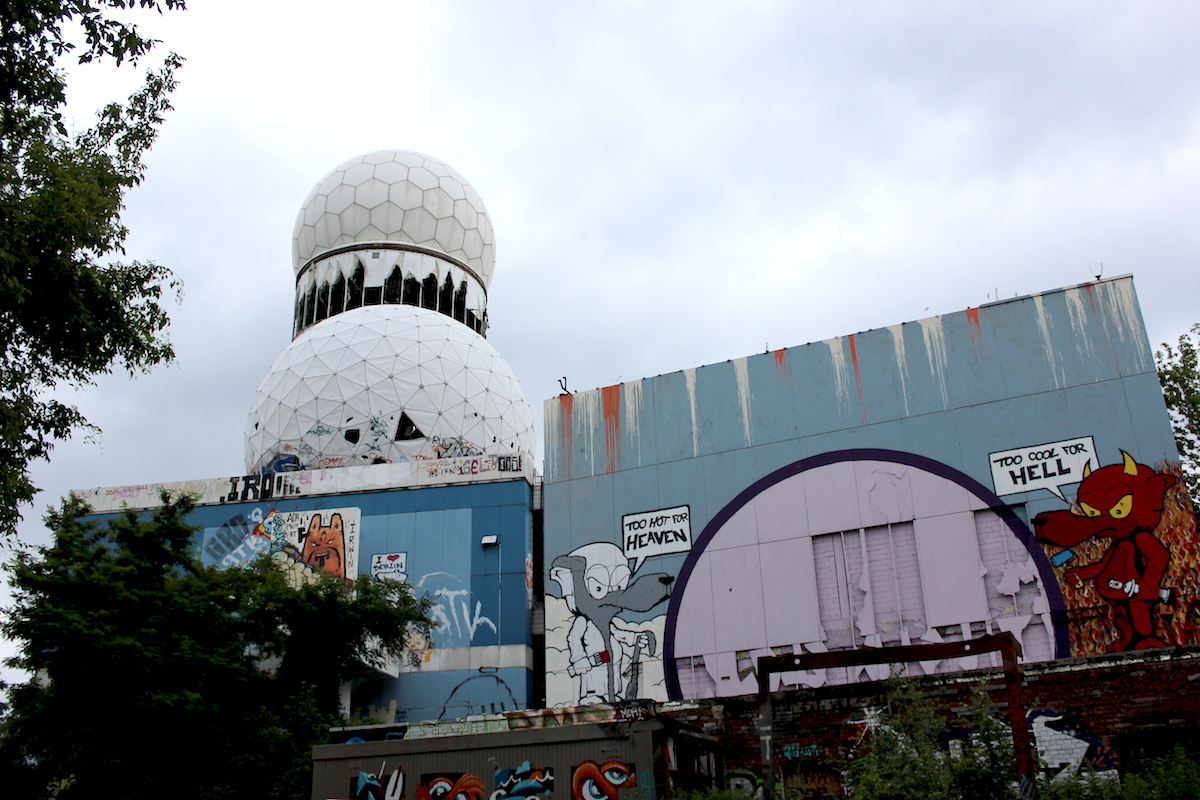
left=1032, top=451, right=1176, bottom=651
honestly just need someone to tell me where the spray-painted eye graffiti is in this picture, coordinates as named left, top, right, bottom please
left=492, top=762, right=553, bottom=800
left=418, top=773, right=486, bottom=800
left=571, top=759, right=636, bottom=800
left=352, top=766, right=404, bottom=800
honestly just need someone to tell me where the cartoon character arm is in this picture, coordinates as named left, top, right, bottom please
left=610, top=618, right=656, bottom=655
left=1133, top=530, right=1169, bottom=600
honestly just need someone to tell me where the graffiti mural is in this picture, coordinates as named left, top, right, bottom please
left=1033, top=451, right=1195, bottom=652
left=418, top=774, right=485, bottom=800
left=548, top=542, right=673, bottom=704
left=570, top=760, right=635, bottom=800
left=353, top=766, right=405, bottom=800
left=201, top=506, right=360, bottom=583
left=1029, top=709, right=1119, bottom=781
left=492, top=763, right=553, bottom=800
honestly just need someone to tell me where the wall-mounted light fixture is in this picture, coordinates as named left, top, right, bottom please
left=480, top=534, right=498, bottom=547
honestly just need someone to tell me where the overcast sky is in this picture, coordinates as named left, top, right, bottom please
left=10, top=1, right=1200, bottom=545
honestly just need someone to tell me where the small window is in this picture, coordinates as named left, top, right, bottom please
left=346, top=263, right=365, bottom=310
left=403, top=276, right=421, bottom=306
left=453, top=281, right=467, bottom=322
left=384, top=266, right=402, bottom=304
left=329, top=272, right=346, bottom=317
left=421, top=275, right=437, bottom=309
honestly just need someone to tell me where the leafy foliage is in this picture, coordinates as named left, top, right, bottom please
left=0, top=493, right=433, bottom=800
left=845, top=679, right=1016, bottom=800
left=0, top=0, right=185, bottom=538
left=1042, top=745, right=1200, bottom=800
left=1157, top=323, right=1200, bottom=501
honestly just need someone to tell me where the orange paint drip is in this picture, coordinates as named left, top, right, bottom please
left=558, top=393, right=574, bottom=477
left=601, top=385, right=622, bottom=474
left=774, top=348, right=787, bottom=375
left=965, top=306, right=984, bottom=358
left=1082, top=281, right=1098, bottom=313
left=847, top=334, right=867, bottom=425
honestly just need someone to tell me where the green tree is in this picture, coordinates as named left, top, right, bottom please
left=0, top=493, right=433, bottom=800
left=845, top=679, right=1016, bottom=800
left=0, top=0, right=186, bottom=538
left=1156, top=323, right=1200, bottom=500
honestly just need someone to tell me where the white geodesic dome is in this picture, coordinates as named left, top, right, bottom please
left=292, top=150, right=496, bottom=290
left=245, top=305, right=534, bottom=473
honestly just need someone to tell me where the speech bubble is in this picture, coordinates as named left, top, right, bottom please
left=989, top=436, right=1097, bottom=501
left=621, top=505, right=692, bottom=572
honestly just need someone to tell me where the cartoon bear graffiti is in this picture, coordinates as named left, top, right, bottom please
left=550, top=543, right=673, bottom=704
left=1033, top=451, right=1177, bottom=651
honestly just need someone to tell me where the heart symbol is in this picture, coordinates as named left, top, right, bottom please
left=387, top=554, right=401, bottom=562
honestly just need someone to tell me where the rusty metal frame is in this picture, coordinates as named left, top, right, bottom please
left=756, top=632, right=1036, bottom=800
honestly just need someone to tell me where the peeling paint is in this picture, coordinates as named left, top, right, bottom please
left=733, top=357, right=752, bottom=446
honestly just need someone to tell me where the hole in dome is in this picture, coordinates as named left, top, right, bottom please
left=394, top=412, right=424, bottom=441
left=344, top=429, right=361, bottom=444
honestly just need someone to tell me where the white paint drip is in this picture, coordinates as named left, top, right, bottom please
left=576, top=390, right=600, bottom=477
left=684, top=368, right=699, bottom=457
left=733, top=357, right=752, bottom=446
left=887, top=324, right=911, bottom=417
left=919, top=317, right=951, bottom=408
left=624, top=379, right=643, bottom=467
left=825, top=337, right=852, bottom=408
left=1101, top=278, right=1152, bottom=372
left=544, top=398, right=562, bottom=482
left=1033, top=294, right=1063, bottom=388
left=1063, top=287, right=1097, bottom=369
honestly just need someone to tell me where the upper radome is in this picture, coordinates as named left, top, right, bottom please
left=292, top=150, right=496, bottom=290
